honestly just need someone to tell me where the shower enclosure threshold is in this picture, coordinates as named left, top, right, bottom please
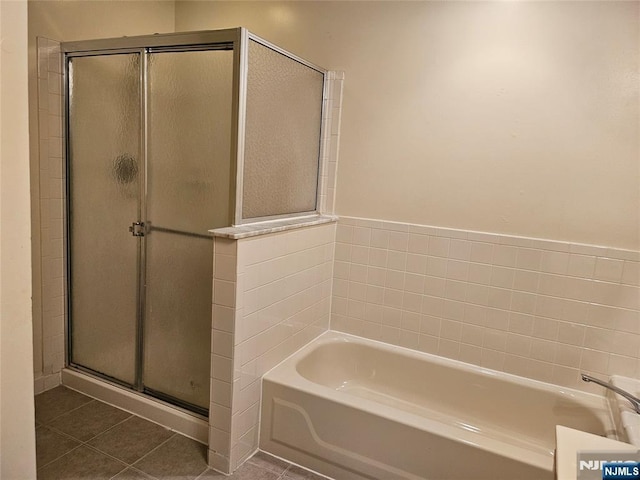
left=61, top=368, right=208, bottom=444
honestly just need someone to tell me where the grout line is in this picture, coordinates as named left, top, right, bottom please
left=192, top=465, right=215, bottom=480
left=280, top=463, right=293, bottom=479
left=128, top=432, right=178, bottom=467
left=104, top=464, right=129, bottom=480
left=37, top=395, right=190, bottom=477
left=37, top=426, right=130, bottom=473
left=83, top=413, right=135, bottom=443
left=42, top=422, right=99, bottom=446
left=82, top=442, right=132, bottom=465
left=35, top=443, right=85, bottom=471
left=39, top=426, right=175, bottom=478
left=248, top=449, right=335, bottom=480
left=43, top=406, right=134, bottom=445
left=108, top=465, right=159, bottom=480
left=36, top=396, right=95, bottom=425
left=40, top=423, right=80, bottom=443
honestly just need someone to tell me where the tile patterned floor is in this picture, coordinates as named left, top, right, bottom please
left=35, top=386, right=327, bottom=480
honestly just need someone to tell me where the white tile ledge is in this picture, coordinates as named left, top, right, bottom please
left=209, top=215, right=338, bottom=239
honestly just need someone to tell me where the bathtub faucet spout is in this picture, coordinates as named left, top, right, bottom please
left=581, top=373, right=640, bottom=414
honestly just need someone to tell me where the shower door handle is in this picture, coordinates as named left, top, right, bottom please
left=129, top=222, right=146, bottom=237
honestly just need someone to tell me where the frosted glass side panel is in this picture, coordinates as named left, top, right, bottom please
left=143, top=231, right=213, bottom=410
left=68, top=54, right=140, bottom=385
left=243, top=40, right=324, bottom=219
left=148, top=50, right=233, bottom=232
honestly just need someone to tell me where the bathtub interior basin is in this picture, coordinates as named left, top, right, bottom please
left=260, top=331, right=617, bottom=480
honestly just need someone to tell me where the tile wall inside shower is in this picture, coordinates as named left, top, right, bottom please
left=34, top=37, right=65, bottom=394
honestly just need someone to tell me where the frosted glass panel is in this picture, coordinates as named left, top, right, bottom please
left=243, top=40, right=324, bottom=219
left=144, top=49, right=232, bottom=410
left=148, top=50, right=233, bottom=232
left=68, top=54, right=140, bottom=385
left=143, top=231, right=213, bottom=410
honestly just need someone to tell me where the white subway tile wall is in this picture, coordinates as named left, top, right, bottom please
left=209, top=224, right=335, bottom=472
left=34, top=37, right=65, bottom=394
left=317, top=71, right=343, bottom=215
left=208, top=237, right=236, bottom=473
left=231, top=223, right=335, bottom=469
left=331, top=217, right=640, bottom=392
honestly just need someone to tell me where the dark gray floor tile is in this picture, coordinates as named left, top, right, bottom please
left=48, top=400, right=132, bottom=442
left=36, top=425, right=82, bottom=469
left=283, top=465, right=327, bottom=480
left=194, top=468, right=227, bottom=479
left=247, top=451, right=289, bottom=475
left=227, top=462, right=280, bottom=480
left=111, top=467, right=156, bottom=480
left=88, top=415, right=173, bottom=464
left=133, top=434, right=208, bottom=479
left=35, top=386, right=93, bottom=424
left=37, top=445, right=126, bottom=480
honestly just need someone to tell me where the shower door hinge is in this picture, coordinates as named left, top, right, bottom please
left=129, top=221, right=146, bottom=237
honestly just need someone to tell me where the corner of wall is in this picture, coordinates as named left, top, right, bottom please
left=318, top=71, right=344, bottom=216
left=0, top=0, right=37, bottom=476
left=208, top=237, right=236, bottom=474
left=33, top=37, right=65, bottom=395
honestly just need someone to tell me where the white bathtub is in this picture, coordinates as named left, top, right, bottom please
left=260, top=331, right=617, bottom=480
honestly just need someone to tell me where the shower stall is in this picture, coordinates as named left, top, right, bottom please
left=62, top=28, right=326, bottom=424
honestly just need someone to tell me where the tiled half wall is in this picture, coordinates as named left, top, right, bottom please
left=331, top=216, right=640, bottom=392
left=209, top=223, right=336, bottom=472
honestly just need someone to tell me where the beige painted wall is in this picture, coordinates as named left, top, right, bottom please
left=28, top=0, right=175, bottom=379
left=28, top=0, right=175, bottom=42
left=1, top=0, right=37, bottom=477
left=176, top=1, right=639, bottom=250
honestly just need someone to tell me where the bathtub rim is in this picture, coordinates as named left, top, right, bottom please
left=268, top=331, right=605, bottom=399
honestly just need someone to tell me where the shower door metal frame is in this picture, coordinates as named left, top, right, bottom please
left=62, top=26, right=330, bottom=241
left=62, top=29, right=243, bottom=417
left=64, top=47, right=148, bottom=396
left=233, top=29, right=329, bottom=226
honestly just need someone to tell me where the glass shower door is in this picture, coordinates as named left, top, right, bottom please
left=143, top=49, right=234, bottom=412
left=68, top=53, right=141, bottom=386
left=68, top=47, right=233, bottom=414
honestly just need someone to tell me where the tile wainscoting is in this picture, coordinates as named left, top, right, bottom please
left=331, top=216, right=640, bottom=393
